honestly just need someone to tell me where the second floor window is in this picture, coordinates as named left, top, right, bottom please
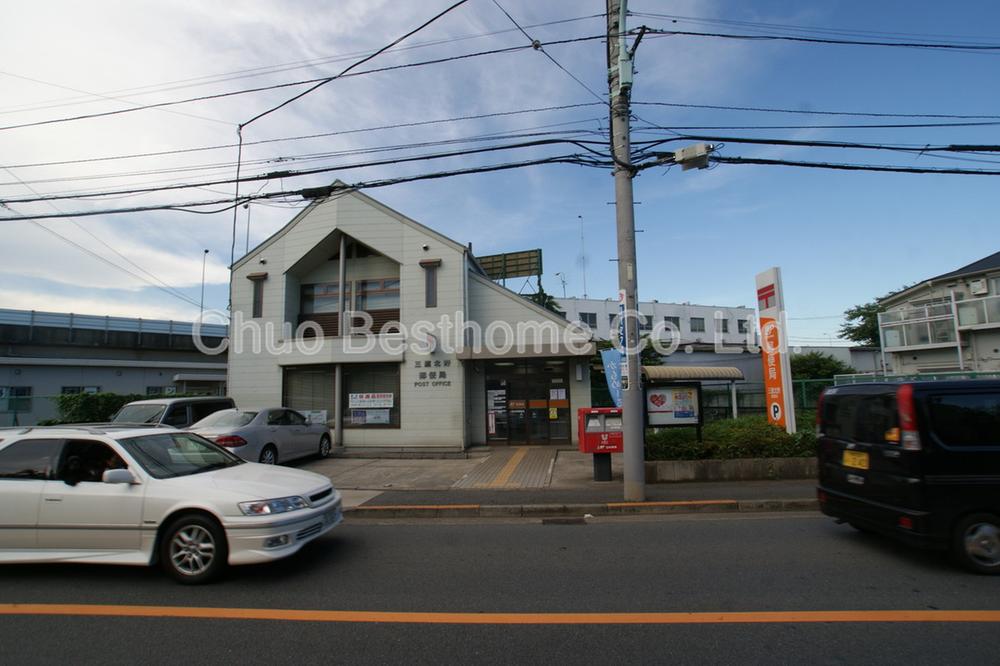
left=664, top=316, right=681, bottom=329
left=716, top=318, right=729, bottom=333
left=738, top=319, right=748, bottom=334
left=578, top=312, right=597, bottom=329
left=301, top=282, right=351, bottom=314
left=690, top=317, right=706, bottom=332
left=355, top=278, right=400, bottom=311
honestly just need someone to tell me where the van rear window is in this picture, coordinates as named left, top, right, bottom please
left=928, top=392, right=1000, bottom=447
left=822, top=393, right=897, bottom=444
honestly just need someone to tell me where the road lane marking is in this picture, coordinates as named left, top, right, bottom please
left=606, top=500, right=736, bottom=508
left=2, top=605, right=1000, bottom=625
left=353, top=505, right=480, bottom=511
left=489, top=447, right=528, bottom=488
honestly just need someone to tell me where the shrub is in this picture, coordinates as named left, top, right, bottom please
left=52, top=392, right=146, bottom=424
left=645, top=415, right=815, bottom=460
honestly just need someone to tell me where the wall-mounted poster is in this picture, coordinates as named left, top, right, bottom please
left=350, top=409, right=367, bottom=425
left=365, top=409, right=390, bottom=425
left=646, top=385, right=702, bottom=427
left=348, top=392, right=394, bottom=409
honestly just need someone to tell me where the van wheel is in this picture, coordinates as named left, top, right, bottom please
left=160, top=514, right=228, bottom=584
left=259, top=445, right=277, bottom=465
left=318, top=434, right=332, bottom=458
left=952, top=513, right=1000, bottom=575
left=848, top=521, right=874, bottom=534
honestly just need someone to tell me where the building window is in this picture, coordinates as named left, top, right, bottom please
left=354, top=278, right=400, bottom=311
left=690, top=317, right=706, bottom=332
left=344, top=363, right=401, bottom=428
left=578, top=312, right=597, bottom=329
left=420, top=259, right=441, bottom=308
left=247, top=272, right=267, bottom=318
left=738, top=319, right=748, bottom=334
left=638, top=314, right=652, bottom=332
left=61, top=386, right=100, bottom=395
left=283, top=366, right=335, bottom=419
left=0, top=387, right=32, bottom=413
left=301, top=282, right=351, bottom=314
left=146, top=386, right=176, bottom=396
left=664, top=316, right=681, bottom=330
left=716, top=318, right=729, bottom=333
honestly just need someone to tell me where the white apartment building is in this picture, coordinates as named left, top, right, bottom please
left=556, top=297, right=755, bottom=347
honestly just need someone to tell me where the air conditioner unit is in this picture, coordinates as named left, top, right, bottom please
left=969, top=278, right=989, bottom=296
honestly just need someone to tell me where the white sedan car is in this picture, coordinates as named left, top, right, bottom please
left=0, top=425, right=342, bottom=584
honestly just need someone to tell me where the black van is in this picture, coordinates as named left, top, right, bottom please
left=816, top=380, right=1000, bottom=574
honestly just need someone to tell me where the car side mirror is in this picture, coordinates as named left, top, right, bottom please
left=103, top=469, right=137, bottom=485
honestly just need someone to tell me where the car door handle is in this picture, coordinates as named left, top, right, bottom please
left=44, top=497, right=62, bottom=502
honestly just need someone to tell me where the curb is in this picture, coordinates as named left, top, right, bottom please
left=344, top=498, right=819, bottom=519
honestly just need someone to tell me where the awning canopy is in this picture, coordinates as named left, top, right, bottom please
left=641, top=365, right=744, bottom=382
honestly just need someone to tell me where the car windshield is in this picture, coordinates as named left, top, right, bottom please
left=119, top=432, right=244, bottom=479
left=113, top=404, right=166, bottom=424
left=192, top=409, right=258, bottom=429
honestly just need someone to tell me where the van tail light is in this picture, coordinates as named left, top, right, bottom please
left=896, top=384, right=922, bottom=451
left=815, top=389, right=826, bottom=437
left=215, top=435, right=248, bottom=448
left=898, top=516, right=914, bottom=530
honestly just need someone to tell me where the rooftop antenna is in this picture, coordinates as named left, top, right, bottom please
left=577, top=215, right=588, bottom=298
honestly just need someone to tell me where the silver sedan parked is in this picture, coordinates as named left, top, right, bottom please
left=190, top=408, right=332, bottom=465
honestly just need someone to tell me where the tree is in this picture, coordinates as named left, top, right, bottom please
left=839, top=285, right=911, bottom=347
left=838, top=300, right=881, bottom=346
left=790, top=352, right=855, bottom=380
left=526, top=285, right=564, bottom=316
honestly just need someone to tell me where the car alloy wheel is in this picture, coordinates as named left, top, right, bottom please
left=259, top=446, right=277, bottom=465
left=160, top=515, right=228, bottom=584
left=953, top=513, right=1000, bottom=575
left=319, top=434, right=332, bottom=458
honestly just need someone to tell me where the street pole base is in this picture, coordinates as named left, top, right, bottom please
left=624, top=480, right=646, bottom=502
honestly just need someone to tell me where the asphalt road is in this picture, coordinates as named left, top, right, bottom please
left=1, top=513, right=998, bottom=664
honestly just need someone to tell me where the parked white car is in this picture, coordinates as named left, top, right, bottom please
left=0, top=425, right=342, bottom=584
left=190, top=408, right=332, bottom=465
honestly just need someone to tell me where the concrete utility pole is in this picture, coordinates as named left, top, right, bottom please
left=607, top=0, right=645, bottom=501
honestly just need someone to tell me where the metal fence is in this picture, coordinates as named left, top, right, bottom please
left=835, top=371, right=1000, bottom=385
left=702, top=379, right=832, bottom=422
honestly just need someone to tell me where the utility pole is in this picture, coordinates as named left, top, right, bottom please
left=200, top=249, right=209, bottom=318
left=607, top=0, right=645, bottom=501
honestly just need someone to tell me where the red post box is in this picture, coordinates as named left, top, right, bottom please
left=578, top=407, right=622, bottom=482
left=578, top=407, right=624, bottom=454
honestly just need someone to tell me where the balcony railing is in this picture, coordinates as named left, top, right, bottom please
left=956, top=294, right=1000, bottom=329
left=298, top=309, right=401, bottom=337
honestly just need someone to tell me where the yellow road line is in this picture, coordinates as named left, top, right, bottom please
left=606, top=500, right=736, bottom=508
left=353, top=505, right=480, bottom=511
left=2, top=605, right=1000, bottom=625
left=488, top=447, right=528, bottom=488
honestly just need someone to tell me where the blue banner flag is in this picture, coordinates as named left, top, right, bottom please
left=601, top=348, right=623, bottom=408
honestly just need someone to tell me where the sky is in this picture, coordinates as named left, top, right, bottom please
left=2, top=0, right=999, bottom=347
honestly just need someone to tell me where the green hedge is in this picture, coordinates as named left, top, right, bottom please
left=38, top=392, right=207, bottom=425
left=645, top=416, right=816, bottom=460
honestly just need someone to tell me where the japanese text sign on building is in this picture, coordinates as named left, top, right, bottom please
left=348, top=392, right=394, bottom=409
left=755, top=267, right=796, bottom=434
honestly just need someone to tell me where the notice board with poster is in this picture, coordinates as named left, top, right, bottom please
left=645, top=384, right=702, bottom=427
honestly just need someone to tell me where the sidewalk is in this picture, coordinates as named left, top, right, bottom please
left=299, top=448, right=819, bottom=519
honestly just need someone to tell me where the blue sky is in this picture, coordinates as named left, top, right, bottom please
left=1, top=1, right=998, bottom=346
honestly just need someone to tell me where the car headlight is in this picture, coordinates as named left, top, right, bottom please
left=238, top=496, right=308, bottom=516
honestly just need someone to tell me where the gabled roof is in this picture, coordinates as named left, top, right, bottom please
left=232, top=183, right=471, bottom=272
left=928, top=250, right=1000, bottom=282
left=880, top=249, right=1000, bottom=305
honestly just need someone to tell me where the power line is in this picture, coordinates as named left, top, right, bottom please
left=0, top=13, right=607, bottom=116
left=643, top=27, right=1000, bottom=51
left=630, top=11, right=1000, bottom=46
left=0, top=138, right=609, bottom=205
left=241, top=0, right=472, bottom=128
left=634, top=120, right=1000, bottom=131
left=490, top=0, right=608, bottom=105
left=711, top=155, right=1000, bottom=176
left=632, top=101, right=1000, bottom=121
left=3, top=103, right=605, bottom=170
left=0, top=155, right=597, bottom=221
left=0, top=35, right=608, bottom=133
